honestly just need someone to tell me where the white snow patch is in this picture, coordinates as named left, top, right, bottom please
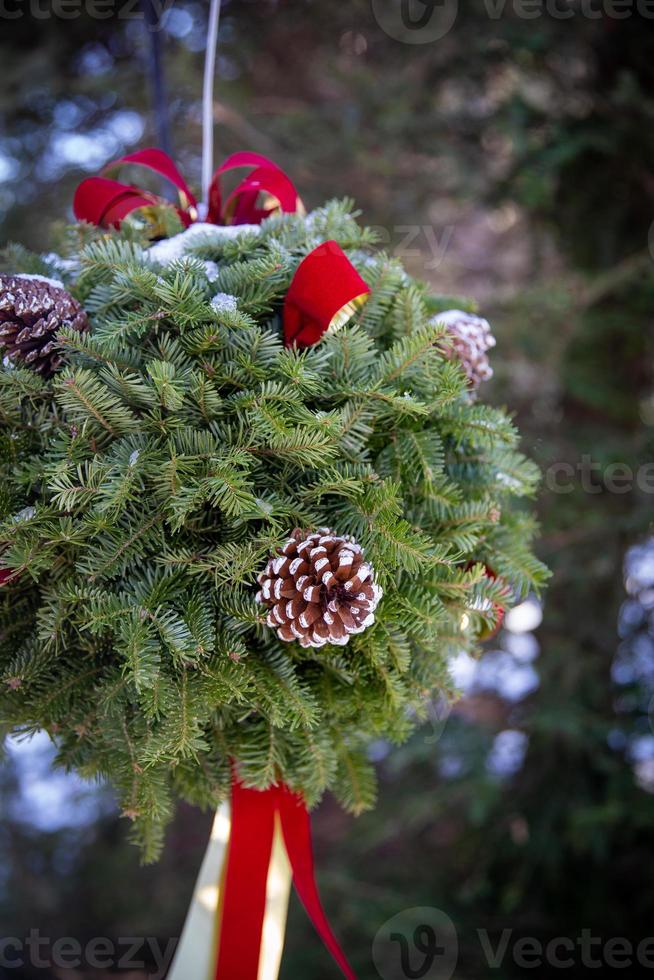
left=13, top=506, right=36, bottom=523
left=15, top=273, right=64, bottom=290
left=210, top=292, right=239, bottom=314
left=203, top=261, right=220, bottom=282
left=41, top=252, right=80, bottom=276
left=146, top=222, right=261, bottom=266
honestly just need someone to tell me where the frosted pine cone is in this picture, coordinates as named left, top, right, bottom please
left=436, top=309, right=496, bottom=388
left=256, top=529, right=382, bottom=648
left=0, top=274, right=88, bottom=376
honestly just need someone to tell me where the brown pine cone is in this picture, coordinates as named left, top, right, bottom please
left=436, top=309, right=496, bottom=389
left=0, top=274, right=89, bottom=377
left=256, top=528, right=382, bottom=648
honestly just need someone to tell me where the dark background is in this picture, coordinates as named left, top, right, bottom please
left=2, top=1, right=654, bottom=977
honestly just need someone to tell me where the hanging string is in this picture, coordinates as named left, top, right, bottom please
left=202, top=0, right=223, bottom=211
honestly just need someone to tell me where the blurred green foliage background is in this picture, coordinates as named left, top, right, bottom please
left=2, top=2, right=654, bottom=977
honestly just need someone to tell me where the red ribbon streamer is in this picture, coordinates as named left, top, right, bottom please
left=283, top=241, right=370, bottom=348
left=73, top=148, right=300, bottom=230
left=276, top=783, right=356, bottom=980
left=215, top=779, right=278, bottom=980
left=216, top=777, right=356, bottom=980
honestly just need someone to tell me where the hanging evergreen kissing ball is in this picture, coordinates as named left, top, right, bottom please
left=0, top=205, right=547, bottom=858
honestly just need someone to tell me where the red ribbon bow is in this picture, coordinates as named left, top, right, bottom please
left=73, top=148, right=368, bottom=347
left=73, top=148, right=302, bottom=229
left=218, top=776, right=356, bottom=980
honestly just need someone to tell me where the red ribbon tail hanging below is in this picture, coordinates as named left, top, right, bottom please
left=214, top=780, right=278, bottom=980
left=283, top=241, right=371, bottom=348
left=215, top=777, right=357, bottom=980
left=277, top=783, right=357, bottom=980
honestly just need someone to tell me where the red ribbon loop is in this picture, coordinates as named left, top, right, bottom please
left=73, top=147, right=301, bottom=230
left=103, top=148, right=198, bottom=212
left=73, top=177, right=163, bottom=229
left=209, top=151, right=302, bottom=225
left=283, top=241, right=370, bottom=348
left=216, top=776, right=356, bottom=980
left=74, top=148, right=198, bottom=229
